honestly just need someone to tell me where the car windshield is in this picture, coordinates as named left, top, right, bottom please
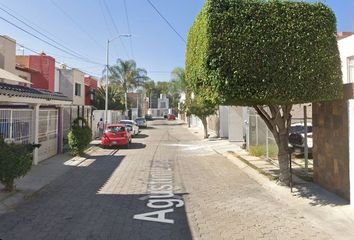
left=107, top=126, right=125, bottom=133
left=120, top=120, right=135, bottom=124
left=290, top=125, right=312, bottom=134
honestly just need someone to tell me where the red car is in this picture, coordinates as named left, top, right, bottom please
left=167, top=114, right=176, bottom=120
left=101, top=124, right=132, bottom=148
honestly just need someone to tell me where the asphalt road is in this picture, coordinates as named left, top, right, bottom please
left=0, top=120, right=332, bottom=240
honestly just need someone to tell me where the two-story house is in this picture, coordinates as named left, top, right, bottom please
left=56, top=66, right=96, bottom=138
left=0, top=35, right=71, bottom=163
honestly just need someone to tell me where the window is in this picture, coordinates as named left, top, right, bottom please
left=348, top=57, right=354, bottom=83
left=160, top=102, right=166, bottom=108
left=75, top=83, right=81, bottom=96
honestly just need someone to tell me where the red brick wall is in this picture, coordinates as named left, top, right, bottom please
left=29, top=55, right=55, bottom=92
left=84, top=76, right=97, bottom=105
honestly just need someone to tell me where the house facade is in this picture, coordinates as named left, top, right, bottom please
left=16, top=53, right=55, bottom=91
left=149, top=94, right=170, bottom=117
left=0, top=35, right=71, bottom=164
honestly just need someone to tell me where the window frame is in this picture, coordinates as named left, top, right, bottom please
left=75, top=83, right=81, bottom=97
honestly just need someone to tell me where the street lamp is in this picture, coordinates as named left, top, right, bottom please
left=104, top=34, right=131, bottom=127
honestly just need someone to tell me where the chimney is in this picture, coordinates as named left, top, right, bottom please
left=60, top=63, right=67, bottom=69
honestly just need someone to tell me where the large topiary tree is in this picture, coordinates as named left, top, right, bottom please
left=186, top=0, right=342, bottom=185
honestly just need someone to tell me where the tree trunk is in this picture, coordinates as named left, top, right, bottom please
left=124, top=91, right=128, bottom=116
left=277, top=132, right=290, bottom=185
left=201, top=117, right=208, bottom=139
left=216, top=107, right=220, bottom=138
left=3, top=178, right=14, bottom=192
left=254, top=104, right=292, bottom=186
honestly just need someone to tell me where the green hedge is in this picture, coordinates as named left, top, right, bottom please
left=0, top=140, right=39, bottom=192
left=186, top=0, right=342, bottom=105
left=68, top=117, right=92, bottom=156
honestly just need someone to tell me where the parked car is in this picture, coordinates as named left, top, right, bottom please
left=119, top=120, right=139, bottom=136
left=145, top=114, right=153, bottom=121
left=288, top=123, right=313, bottom=156
left=101, top=124, right=131, bottom=148
left=135, top=117, right=147, bottom=128
left=167, top=114, right=176, bottom=120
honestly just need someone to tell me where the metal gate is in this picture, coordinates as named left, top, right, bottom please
left=38, top=109, right=58, bottom=162
left=0, top=109, right=33, bottom=144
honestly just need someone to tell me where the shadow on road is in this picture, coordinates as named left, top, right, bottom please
left=134, top=134, right=149, bottom=139
left=0, top=153, right=193, bottom=240
left=129, top=142, right=146, bottom=149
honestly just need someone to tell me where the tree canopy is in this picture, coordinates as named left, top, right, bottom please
left=93, top=85, right=124, bottom=110
left=186, top=0, right=342, bottom=106
left=108, top=59, right=149, bottom=92
left=186, top=0, right=343, bottom=184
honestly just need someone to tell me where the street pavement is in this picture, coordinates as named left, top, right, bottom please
left=0, top=120, right=340, bottom=239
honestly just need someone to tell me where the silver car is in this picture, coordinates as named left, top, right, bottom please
left=135, top=117, right=147, bottom=128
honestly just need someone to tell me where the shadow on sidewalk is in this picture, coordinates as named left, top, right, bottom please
left=292, top=183, right=349, bottom=207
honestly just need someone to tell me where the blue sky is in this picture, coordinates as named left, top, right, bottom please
left=0, top=0, right=353, bottom=82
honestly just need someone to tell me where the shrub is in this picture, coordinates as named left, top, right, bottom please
left=0, top=139, right=40, bottom=192
left=68, top=117, right=92, bottom=156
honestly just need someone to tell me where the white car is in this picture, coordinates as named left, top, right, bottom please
left=289, top=123, right=312, bottom=156
left=119, top=120, right=139, bottom=136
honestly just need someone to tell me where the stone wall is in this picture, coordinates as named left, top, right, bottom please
left=313, top=100, right=349, bottom=200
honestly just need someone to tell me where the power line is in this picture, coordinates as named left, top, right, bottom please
left=146, top=0, right=186, bottom=44
left=0, top=15, right=104, bottom=66
left=16, top=43, right=101, bottom=77
left=49, top=0, right=105, bottom=51
left=98, top=0, right=114, bottom=38
left=0, top=4, right=95, bottom=63
left=101, top=0, right=130, bottom=58
left=0, top=2, right=69, bottom=47
left=123, top=0, right=134, bottom=58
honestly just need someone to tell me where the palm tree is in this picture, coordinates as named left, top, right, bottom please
left=169, top=67, right=186, bottom=113
left=93, top=85, right=124, bottom=110
left=108, top=59, right=149, bottom=114
left=171, top=67, right=186, bottom=91
left=144, top=80, right=155, bottom=108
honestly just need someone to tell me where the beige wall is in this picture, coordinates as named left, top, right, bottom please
left=72, top=69, right=85, bottom=106
left=14, top=68, right=31, bottom=82
left=0, top=35, right=16, bottom=73
left=0, top=36, right=32, bottom=85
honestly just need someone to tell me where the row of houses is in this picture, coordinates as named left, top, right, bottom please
left=0, top=35, right=99, bottom=164
left=181, top=32, right=354, bottom=204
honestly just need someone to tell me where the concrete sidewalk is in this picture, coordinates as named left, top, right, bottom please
left=0, top=144, right=99, bottom=215
left=187, top=125, right=354, bottom=240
